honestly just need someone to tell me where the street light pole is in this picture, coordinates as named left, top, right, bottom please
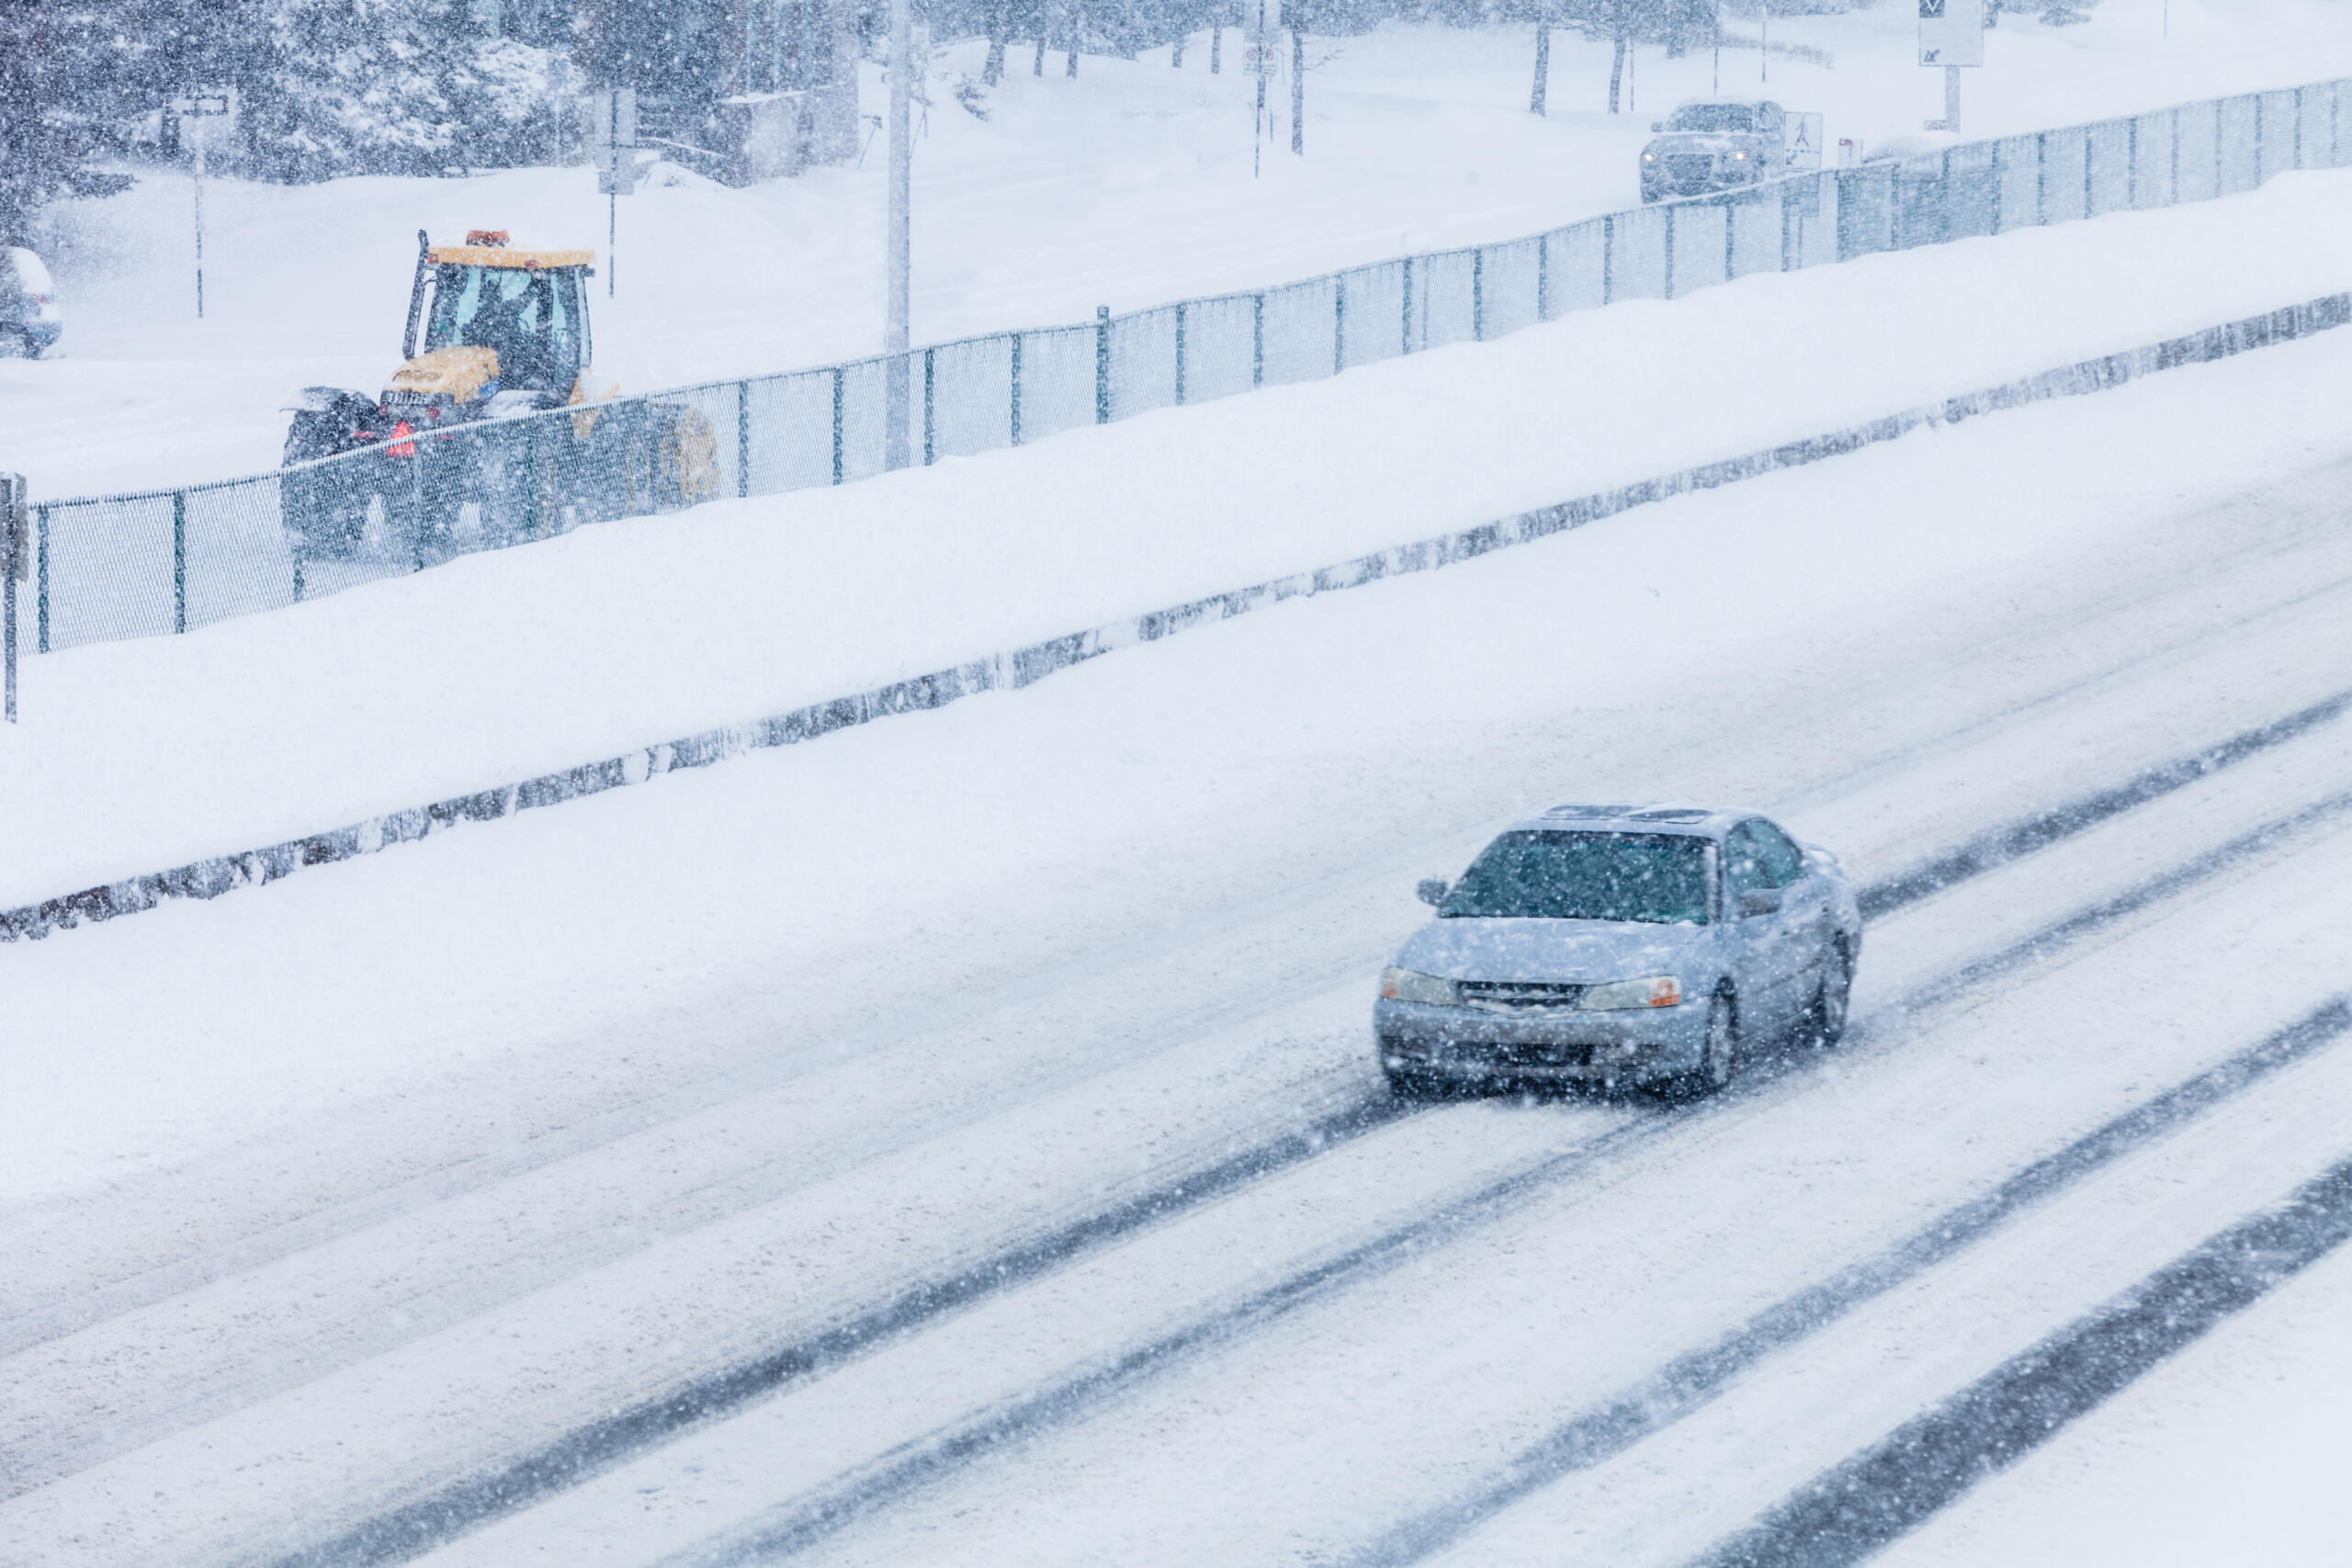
left=884, top=0, right=913, bottom=469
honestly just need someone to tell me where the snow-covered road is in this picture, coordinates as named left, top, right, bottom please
left=7, top=309, right=2352, bottom=1563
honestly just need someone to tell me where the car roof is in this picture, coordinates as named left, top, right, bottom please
left=1502, top=803, right=1749, bottom=837
left=1671, top=96, right=1776, bottom=109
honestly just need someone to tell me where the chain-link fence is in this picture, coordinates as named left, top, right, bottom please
left=26, top=77, right=2352, bottom=657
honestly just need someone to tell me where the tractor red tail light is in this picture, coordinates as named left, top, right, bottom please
left=387, top=421, right=416, bottom=457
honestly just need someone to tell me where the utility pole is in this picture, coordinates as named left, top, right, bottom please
left=885, top=0, right=913, bottom=469
left=1290, top=17, right=1304, bottom=153
left=1253, top=0, right=1267, bottom=177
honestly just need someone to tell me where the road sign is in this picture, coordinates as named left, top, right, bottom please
left=175, top=86, right=234, bottom=320
left=591, top=88, right=646, bottom=195
left=1786, top=111, right=1824, bottom=170
left=1918, top=0, right=1984, bottom=67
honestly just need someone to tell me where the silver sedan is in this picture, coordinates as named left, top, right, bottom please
left=1374, top=805, right=1861, bottom=1097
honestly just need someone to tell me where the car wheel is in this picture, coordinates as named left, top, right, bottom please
left=0, top=327, right=28, bottom=359
left=1374, top=1062, right=1430, bottom=1100
left=1696, top=993, right=1739, bottom=1094
left=1805, top=941, right=1853, bottom=1050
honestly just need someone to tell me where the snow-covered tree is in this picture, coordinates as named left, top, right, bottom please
left=0, top=0, right=183, bottom=238
left=242, top=0, right=473, bottom=176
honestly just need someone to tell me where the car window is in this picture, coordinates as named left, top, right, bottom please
left=1723, top=823, right=1772, bottom=900
left=1748, top=820, right=1807, bottom=886
left=1442, top=831, right=1713, bottom=925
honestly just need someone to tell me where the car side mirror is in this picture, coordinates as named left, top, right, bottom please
left=1650, top=121, right=1664, bottom=132
left=1739, top=888, right=1782, bottom=918
left=1417, top=878, right=1451, bottom=908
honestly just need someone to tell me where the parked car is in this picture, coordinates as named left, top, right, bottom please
left=1375, top=804, right=1860, bottom=1098
left=1640, top=99, right=1823, bottom=203
left=0, top=246, right=62, bottom=358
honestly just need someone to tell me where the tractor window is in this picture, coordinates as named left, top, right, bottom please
left=422, top=265, right=581, bottom=390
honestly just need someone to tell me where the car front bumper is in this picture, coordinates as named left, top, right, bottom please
left=1374, top=996, right=1709, bottom=1085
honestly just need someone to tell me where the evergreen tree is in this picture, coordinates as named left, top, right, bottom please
left=242, top=0, right=472, bottom=176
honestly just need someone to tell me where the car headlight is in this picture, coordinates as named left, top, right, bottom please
left=1733, top=150, right=1747, bottom=159
left=1380, top=967, right=1459, bottom=1007
left=1643, top=152, right=1655, bottom=161
left=1578, top=976, right=1683, bottom=1010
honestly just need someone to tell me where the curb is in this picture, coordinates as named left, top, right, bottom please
left=7, top=289, right=2347, bottom=943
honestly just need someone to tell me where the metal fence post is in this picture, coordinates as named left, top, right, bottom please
left=923, top=347, right=936, bottom=463
left=2082, top=127, right=2093, bottom=217
left=1010, top=333, right=1023, bottom=446
left=36, top=504, right=48, bottom=654
left=172, top=490, right=187, bottom=633
left=1602, top=213, right=1615, bottom=305
left=1401, top=256, right=1414, bottom=351
left=1939, top=149, right=1953, bottom=242
left=1094, top=305, right=1111, bottom=423
left=2036, top=130, right=2048, bottom=225
left=1536, top=235, right=1549, bottom=322
left=736, top=379, right=751, bottom=498
left=1251, top=294, right=1264, bottom=388
left=2215, top=98, right=2224, bottom=194
left=1663, top=206, right=1676, bottom=300
left=831, top=367, right=845, bottom=483
left=2171, top=107, right=2182, bottom=203
left=2127, top=118, right=2139, bottom=208
left=410, top=459, right=425, bottom=573
left=2255, top=93, right=2265, bottom=182
left=2294, top=85, right=2305, bottom=167
left=1471, top=250, right=1485, bottom=341
left=1723, top=198, right=1736, bottom=282
left=1174, top=302, right=1187, bottom=404
left=1781, top=182, right=1794, bottom=268
left=1333, top=278, right=1346, bottom=373
left=524, top=424, right=540, bottom=541
left=2, top=474, right=18, bottom=722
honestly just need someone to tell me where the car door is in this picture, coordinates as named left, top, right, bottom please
left=1751, top=818, right=1835, bottom=1004
left=1722, top=823, right=1806, bottom=1031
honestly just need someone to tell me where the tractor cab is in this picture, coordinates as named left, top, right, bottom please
left=388, top=230, right=595, bottom=423
left=279, top=226, right=714, bottom=562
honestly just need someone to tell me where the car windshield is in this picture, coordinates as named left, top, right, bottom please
left=422, top=265, right=580, bottom=389
left=1442, top=830, right=1713, bottom=924
left=1668, top=105, right=1758, bottom=133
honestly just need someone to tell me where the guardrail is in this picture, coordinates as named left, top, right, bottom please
left=19, top=76, right=2350, bottom=660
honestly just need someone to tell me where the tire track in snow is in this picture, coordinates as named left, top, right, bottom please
left=256, top=715, right=2352, bottom=1568
left=1342, top=991, right=2352, bottom=1567
left=1682, top=1145, right=2352, bottom=1568
left=641, top=799, right=2352, bottom=1568
left=65, top=694, right=2352, bottom=1568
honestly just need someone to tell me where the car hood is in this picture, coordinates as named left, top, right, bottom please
left=1396, top=919, right=1712, bottom=983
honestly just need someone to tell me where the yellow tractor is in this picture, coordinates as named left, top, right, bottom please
left=281, top=230, right=719, bottom=558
